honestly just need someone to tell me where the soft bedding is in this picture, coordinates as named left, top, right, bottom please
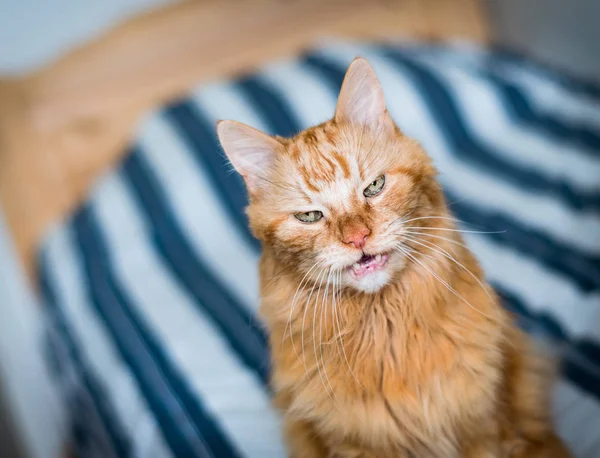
left=38, top=41, right=600, bottom=458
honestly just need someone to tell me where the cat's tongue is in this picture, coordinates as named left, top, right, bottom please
left=350, top=253, right=389, bottom=277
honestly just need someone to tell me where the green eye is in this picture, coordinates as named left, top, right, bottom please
left=363, top=175, right=385, bottom=197
left=294, top=211, right=323, bottom=223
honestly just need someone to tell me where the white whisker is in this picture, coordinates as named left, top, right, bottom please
left=285, top=261, right=321, bottom=368
left=402, top=234, right=493, bottom=302
left=312, top=267, right=336, bottom=404
left=395, top=245, right=495, bottom=320
left=332, top=269, right=363, bottom=388
left=402, top=230, right=471, bottom=251
left=402, top=226, right=506, bottom=235
left=318, top=268, right=339, bottom=404
left=301, top=268, right=326, bottom=369
left=400, top=215, right=462, bottom=225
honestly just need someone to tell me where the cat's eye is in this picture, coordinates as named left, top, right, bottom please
left=363, top=175, right=385, bottom=197
left=294, top=211, right=323, bottom=223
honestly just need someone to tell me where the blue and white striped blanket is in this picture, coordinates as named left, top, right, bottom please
left=38, top=42, right=600, bottom=458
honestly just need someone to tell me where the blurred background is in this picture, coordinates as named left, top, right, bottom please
left=0, top=1, right=599, bottom=458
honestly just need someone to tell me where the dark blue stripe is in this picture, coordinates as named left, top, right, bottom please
left=236, top=76, right=301, bottom=138
left=499, top=297, right=600, bottom=403
left=499, top=287, right=600, bottom=401
left=164, top=101, right=260, bottom=252
left=301, top=53, right=600, bottom=293
left=121, top=148, right=270, bottom=385
left=579, top=339, right=600, bottom=367
left=496, top=284, right=600, bottom=401
left=446, top=191, right=600, bottom=293
left=400, top=44, right=600, bottom=155
left=563, top=359, right=600, bottom=403
left=480, top=68, right=600, bottom=154
left=381, top=48, right=600, bottom=212
left=43, top=318, right=102, bottom=457
left=38, top=252, right=131, bottom=457
left=72, top=206, right=242, bottom=458
left=495, top=283, right=568, bottom=343
left=489, top=45, right=600, bottom=101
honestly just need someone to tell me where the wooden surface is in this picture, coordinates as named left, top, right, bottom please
left=0, top=0, right=489, bottom=280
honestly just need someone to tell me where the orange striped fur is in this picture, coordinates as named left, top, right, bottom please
left=217, top=58, right=570, bottom=457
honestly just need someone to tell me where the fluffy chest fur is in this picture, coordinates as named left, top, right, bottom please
left=262, top=251, right=508, bottom=457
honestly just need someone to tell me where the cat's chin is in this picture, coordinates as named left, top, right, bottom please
left=349, top=269, right=391, bottom=293
left=343, top=250, right=408, bottom=293
left=344, top=251, right=396, bottom=293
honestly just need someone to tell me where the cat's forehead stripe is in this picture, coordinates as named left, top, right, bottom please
left=292, top=134, right=356, bottom=189
left=297, top=153, right=356, bottom=195
left=331, top=150, right=351, bottom=179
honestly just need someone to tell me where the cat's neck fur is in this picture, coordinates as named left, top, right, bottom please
left=260, top=239, right=506, bottom=398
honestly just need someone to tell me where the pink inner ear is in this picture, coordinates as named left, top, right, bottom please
left=216, top=120, right=282, bottom=193
left=335, top=58, right=387, bottom=131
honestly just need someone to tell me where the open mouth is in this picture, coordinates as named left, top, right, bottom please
left=349, top=252, right=390, bottom=278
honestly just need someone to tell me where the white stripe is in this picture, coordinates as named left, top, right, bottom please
left=499, top=66, right=600, bottom=130
left=258, top=59, right=337, bottom=128
left=194, top=65, right=334, bottom=137
left=554, top=377, right=582, bottom=416
left=553, top=380, right=600, bottom=458
left=431, top=41, right=600, bottom=129
left=93, top=173, right=286, bottom=458
left=191, top=80, right=273, bottom=134
left=307, top=43, right=600, bottom=254
left=45, top=226, right=173, bottom=458
left=136, top=112, right=260, bottom=310
left=0, top=209, right=66, bottom=458
left=134, top=413, right=173, bottom=458
left=465, top=233, right=600, bottom=342
left=409, top=53, right=600, bottom=191
left=45, top=320, right=115, bottom=458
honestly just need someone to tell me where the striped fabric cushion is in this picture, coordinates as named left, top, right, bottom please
left=38, top=41, right=600, bottom=458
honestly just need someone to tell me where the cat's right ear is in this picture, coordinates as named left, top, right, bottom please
left=217, top=120, right=283, bottom=194
left=335, top=57, right=390, bottom=133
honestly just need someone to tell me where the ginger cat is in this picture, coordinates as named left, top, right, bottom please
left=217, top=58, right=570, bottom=457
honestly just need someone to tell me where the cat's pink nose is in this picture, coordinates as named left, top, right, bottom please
left=343, top=227, right=370, bottom=249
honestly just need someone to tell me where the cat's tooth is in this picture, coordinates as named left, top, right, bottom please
left=353, top=263, right=360, bottom=270
left=375, top=254, right=382, bottom=263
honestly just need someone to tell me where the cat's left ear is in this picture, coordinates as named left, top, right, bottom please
left=217, top=120, right=284, bottom=195
left=335, top=57, right=392, bottom=133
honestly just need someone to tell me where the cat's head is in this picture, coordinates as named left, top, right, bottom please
left=217, top=58, right=446, bottom=293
